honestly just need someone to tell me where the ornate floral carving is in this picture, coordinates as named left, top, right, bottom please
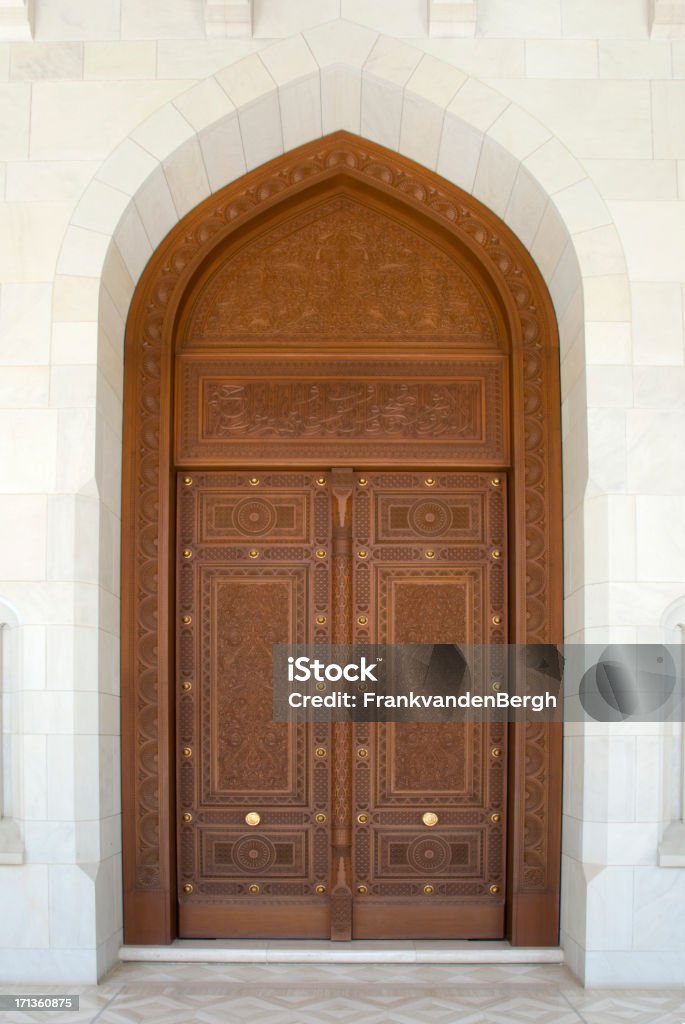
left=185, top=195, right=498, bottom=344
left=213, top=579, right=291, bottom=791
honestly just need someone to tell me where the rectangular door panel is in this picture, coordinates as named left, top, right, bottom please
left=352, top=472, right=507, bottom=938
left=176, top=472, right=332, bottom=938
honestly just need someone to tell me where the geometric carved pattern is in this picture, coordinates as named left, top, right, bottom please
left=231, top=836, right=276, bottom=873
left=232, top=498, right=277, bottom=535
left=407, top=499, right=453, bottom=535
left=200, top=492, right=309, bottom=542
left=406, top=837, right=452, bottom=873
left=121, top=133, right=562, bottom=947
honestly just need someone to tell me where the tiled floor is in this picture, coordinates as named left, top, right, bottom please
left=1, top=962, right=685, bottom=1024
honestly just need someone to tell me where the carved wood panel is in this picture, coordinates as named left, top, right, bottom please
left=176, top=355, right=508, bottom=466
left=352, top=472, right=507, bottom=938
left=176, top=471, right=332, bottom=937
left=181, top=193, right=501, bottom=347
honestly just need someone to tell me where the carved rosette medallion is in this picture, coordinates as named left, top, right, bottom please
left=407, top=837, right=452, bottom=874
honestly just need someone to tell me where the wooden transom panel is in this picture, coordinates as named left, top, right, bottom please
left=175, top=356, right=509, bottom=467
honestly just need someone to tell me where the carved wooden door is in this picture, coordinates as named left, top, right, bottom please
left=350, top=471, right=507, bottom=938
left=124, top=137, right=563, bottom=948
left=176, top=471, right=333, bottom=938
left=176, top=468, right=507, bottom=939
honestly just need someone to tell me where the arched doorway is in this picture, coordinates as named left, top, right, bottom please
left=121, top=132, right=562, bottom=946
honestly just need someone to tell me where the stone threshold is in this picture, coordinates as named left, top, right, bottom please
left=120, top=940, right=564, bottom=964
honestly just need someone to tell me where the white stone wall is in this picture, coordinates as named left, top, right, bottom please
left=0, top=0, right=684, bottom=986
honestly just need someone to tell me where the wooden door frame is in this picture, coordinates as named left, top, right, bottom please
left=121, top=132, right=563, bottom=946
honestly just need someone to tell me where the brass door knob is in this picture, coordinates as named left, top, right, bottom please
left=245, top=811, right=261, bottom=827
left=422, top=811, right=439, bottom=827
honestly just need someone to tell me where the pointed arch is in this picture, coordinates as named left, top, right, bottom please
left=120, top=132, right=562, bottom=945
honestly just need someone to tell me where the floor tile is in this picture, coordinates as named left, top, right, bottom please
left=99, top=984, right=585, bottom=1024
left=564, top=987, right=685, bottom=1024
left=6, top=962, right=685, bottom=1024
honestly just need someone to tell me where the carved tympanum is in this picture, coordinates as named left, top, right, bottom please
left=185, top=195, right=499, bottom=345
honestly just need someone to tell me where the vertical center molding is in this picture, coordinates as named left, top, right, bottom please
left=329, top=468, right=355, bottom=940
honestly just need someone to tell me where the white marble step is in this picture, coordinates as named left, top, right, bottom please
left=120, top=940, right=564, bottom=964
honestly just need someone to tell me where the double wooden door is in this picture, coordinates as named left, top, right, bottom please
left=176, top=467, right=508, bottom=939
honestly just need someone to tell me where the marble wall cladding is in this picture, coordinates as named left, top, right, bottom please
left=0, top=12, right=684, bottom=987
